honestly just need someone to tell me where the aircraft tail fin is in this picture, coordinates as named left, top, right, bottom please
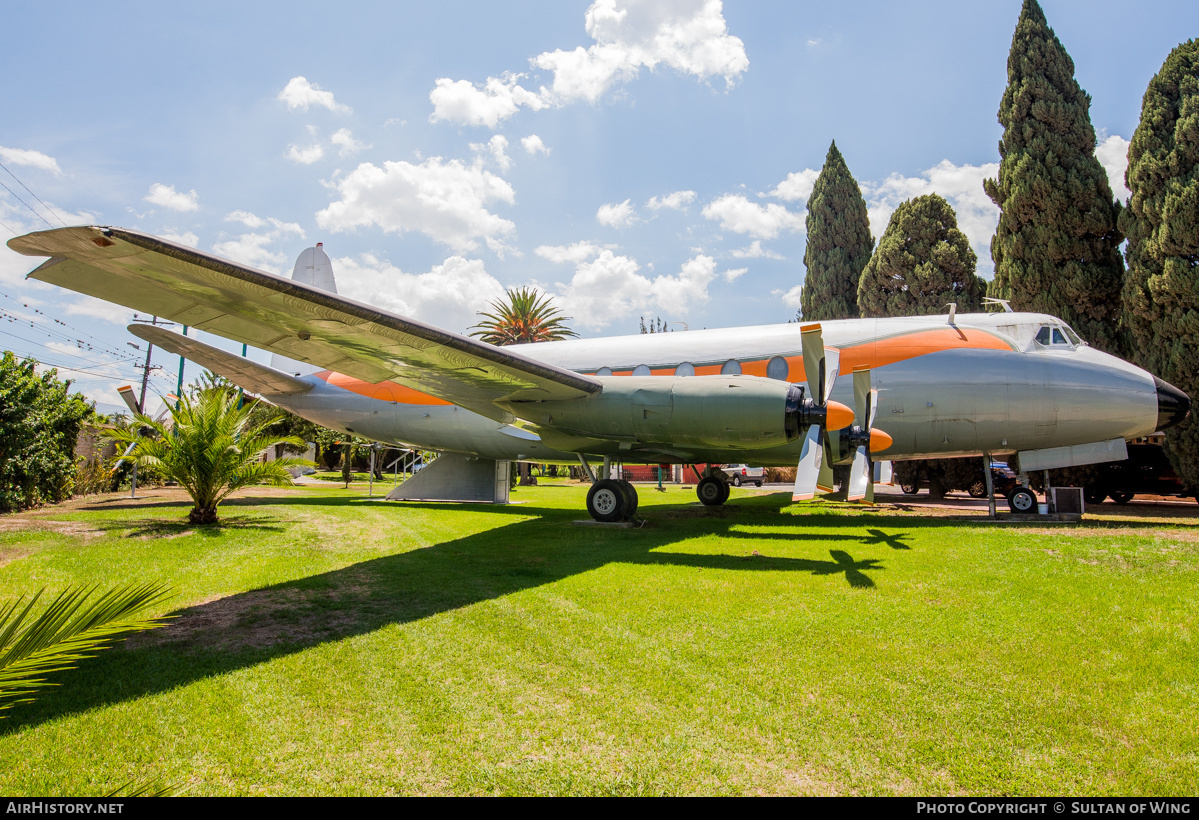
left=271, top=243, right=337, bottom=377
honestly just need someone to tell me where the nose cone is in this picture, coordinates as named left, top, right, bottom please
left=1155, top=376, right=1190, bottom=431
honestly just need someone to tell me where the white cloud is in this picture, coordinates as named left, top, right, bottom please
left=645, top=190, right=696, bottom=211
left=430, top=0, right=748, bottom=129
left=335, top=253, right=507, bottom=334
left=701, top=194, right=802, bottom=239
left=1096, top=134, right=1132, bottom=203
left=212, top=213, right=306, bottom=274
left=315, top=156, right=516, bottom=254
left=597, top=198, right=636, bottom=228
left=278, top=76, right=351, bottom=114
left=729, top=240, right=783, bottom=259
left=521, top=135, right=551, bottom=155
left=286, top=143, right=325, bottom=164
left=63, top=295, right=134, bottom=325
left=471, top=135, right=512, bottom=172
left=535, top=241, right=603, bottom=263
left=145, top=183, right=199, bottom=212
left=0, top=145, right=62, bottom=174
left=723, top=266, right=748, bottom=282
left=330, top=128, right=369, bottom=157
left=861, top=159, right=1000, bottom=276
left=768, top=168, right=819, bottom=202
left=551, top=248, right=718, bottom=330
left=429, top=75, right=549, bottom=129
left=159, top=230, right=199, bottom=247
left=772, top=284, right=804, bottom=309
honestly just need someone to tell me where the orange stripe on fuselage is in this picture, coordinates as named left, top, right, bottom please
left=317, top=371, right=453, bottom=405
left=317, top=327, right=1012, bottom=405
left=594, top=327, right=1012, bottom=381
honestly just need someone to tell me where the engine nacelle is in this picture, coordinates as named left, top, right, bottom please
left=500, top=375, right=804, bottom=450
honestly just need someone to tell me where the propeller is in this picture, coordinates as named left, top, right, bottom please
left=791, top=324, right=854, bottom=501
left=844, top=367, right=893, bottom=503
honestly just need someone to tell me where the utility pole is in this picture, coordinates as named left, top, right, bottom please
left=128, top=315, right=174, bottom=498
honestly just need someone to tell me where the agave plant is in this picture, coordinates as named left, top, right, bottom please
left=107, top=386, right=311, bottom=524
left=0, top=584, right=173, bottom=715
left=469, top=287, right=579, bottom=346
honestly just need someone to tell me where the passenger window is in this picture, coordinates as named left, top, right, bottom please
left=767, top=356, right=789, bottom=380
left=675, top=362, right=695, bottom=376
left=596, top=367, right=613, bottom=376
left=721, top=359, right=742, bottom=375
left=632, top=364, right=651, bottom=376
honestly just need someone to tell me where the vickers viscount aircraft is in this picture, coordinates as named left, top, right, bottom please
left=8, top=227, right=1191, bottom=522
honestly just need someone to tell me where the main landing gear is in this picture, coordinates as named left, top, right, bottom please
left=696, top=466, right=730, bottom=507
left=580, top=456, right=641, bottom=523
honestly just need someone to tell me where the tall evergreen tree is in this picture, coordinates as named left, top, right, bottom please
left=1120, top=39, right=1199, bottom=490
left=857, top=194, right=985, bottom=317
left=800, top=141, right=873, bottom=321
left=984, top=0, right=1124, bottom=354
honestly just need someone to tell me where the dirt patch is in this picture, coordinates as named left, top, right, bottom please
left=0, top=517, right=105, bottom=539
left=126, top=568, right=376, bottom=652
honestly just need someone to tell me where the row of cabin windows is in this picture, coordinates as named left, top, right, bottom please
left=595, top=356, right=792, bottom=380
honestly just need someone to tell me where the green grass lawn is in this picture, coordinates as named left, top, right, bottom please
left=0, top=480, right=1196, bottom=796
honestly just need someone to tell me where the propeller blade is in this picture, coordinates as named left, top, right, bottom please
left=800, top=324, right=825, bottom=402
left=852, top=367, right=871, bottom=429
left=847, top=445, right=870, bottom=501
left=817, top=429, right=837, bottom=492
left=867, top=388, right=879, bottom=429
left=875, top=460, right=894, bottom=484
left=823, top=348, right=840, bottom=406
left=792, top=425, right=823, bottom=501
left=111, top=440, right=139, bottom=471
left=117, top=385, right=140, bottom=415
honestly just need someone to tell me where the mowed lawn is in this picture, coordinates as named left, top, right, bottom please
left=0, top=480, right=1195, bottom=796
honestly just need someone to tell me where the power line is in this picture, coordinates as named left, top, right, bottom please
left=0, top=160, right=69, bottom=228
left=0, top=178, right=54, bottom=230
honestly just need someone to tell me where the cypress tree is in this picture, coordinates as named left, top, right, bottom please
left=800, top=141, right=873, bottom=321
left=858, top=194, right=985, bottom=317
left=1120, top=39, right=1199, bottom=489
left=984, top=0, right=1124, bottom=354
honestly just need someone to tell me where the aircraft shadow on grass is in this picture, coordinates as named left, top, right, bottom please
left=5, top=492, right=915, bottom=733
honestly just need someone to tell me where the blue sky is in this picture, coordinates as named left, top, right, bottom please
left=1, top=0, right=1195, bottom=412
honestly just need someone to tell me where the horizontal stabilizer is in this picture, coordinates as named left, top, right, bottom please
left=129, top=324, right=312, bottom=396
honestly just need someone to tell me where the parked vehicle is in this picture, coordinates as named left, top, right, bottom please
left=1084, top=436, right=1196, bottom=504
left=720, top=464, right=764, bottom=487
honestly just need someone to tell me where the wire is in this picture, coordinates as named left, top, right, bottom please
left=0, top=179, right=54, bottom=230
left=0, top=160, right=69, bottom=228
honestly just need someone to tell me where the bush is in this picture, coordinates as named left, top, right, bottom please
left=0, top=353, right=93, bottom=512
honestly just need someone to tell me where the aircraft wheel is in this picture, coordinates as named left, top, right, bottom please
left=697, top=476, right=729, bottom=506
left=1110, top=491, right=1134, bottom=505
left=733, top=475, right=743, bottom=487
left=616, top=479, right=639, bottom=518
left=1007, top=487, right=1036, bottom=513
left=1084, top=487, right=1107, bottom=505
left=901, top=483, right=918, bottom=496
left=968, top=480, right=987, bottom=498
left=587, top=479, right=628, bottom=522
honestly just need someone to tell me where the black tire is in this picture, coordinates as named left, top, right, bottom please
left=755, top=481, right=762, bottom=488
left=968, top=480, right=987, bottom=499
left=1084, top=487, right=1107, bottom=505
left=733, top=475, right=743, bottom=487
left=1110, top=491, right=1134, bottom=505
left=616, top=479, right=639, bottom=518
left=697, top=476, right=728, bottom=506
left=1007, top=487, right=1037, bottom=513
left=901, top=483, right=918, bottom=496
left=587, top=479, right=628, bottom=522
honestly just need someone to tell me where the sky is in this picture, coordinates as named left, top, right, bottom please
left=1, top=0, right=1195, bottom=414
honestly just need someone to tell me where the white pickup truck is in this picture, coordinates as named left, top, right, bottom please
left=721, top=464, right=765, bottom=487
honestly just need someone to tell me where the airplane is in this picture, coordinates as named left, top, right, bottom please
left=7, top=226, right=1192, bottom=522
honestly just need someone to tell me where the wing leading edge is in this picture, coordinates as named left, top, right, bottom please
left=9, top=227, right=601, bottom=421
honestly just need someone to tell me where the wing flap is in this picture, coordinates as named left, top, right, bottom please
left=130, top=325, right=312, bottom=396
left=11, top=227, right=601, bottom=416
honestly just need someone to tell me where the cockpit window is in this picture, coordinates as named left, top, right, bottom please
left=1062, top=325, right=1084, bottom=346
left=1034, top=324, right=1076, bottom=349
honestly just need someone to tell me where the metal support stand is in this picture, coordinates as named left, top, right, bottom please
left=368, top=445, right=376, bottom=497
left=1043, top=469, right=1052, bottom=513
left=577, top=454, right=596, bottom=483
left=983, top=452, right=995, bottom=519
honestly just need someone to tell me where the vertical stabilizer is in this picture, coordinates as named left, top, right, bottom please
left=272, top=243, right=337, bottom=376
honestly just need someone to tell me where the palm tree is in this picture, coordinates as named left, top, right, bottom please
left=107, top=386, right=311, bottom=524
left=469, top=287, right=579, bottom=346
left=1, top=584, right=173, bottom=716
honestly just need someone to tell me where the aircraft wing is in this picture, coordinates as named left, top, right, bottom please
left=9, top=227, right=601, bottom=422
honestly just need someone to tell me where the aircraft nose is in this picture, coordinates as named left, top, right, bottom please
left=1155, top=376, right=1190, bottom=430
